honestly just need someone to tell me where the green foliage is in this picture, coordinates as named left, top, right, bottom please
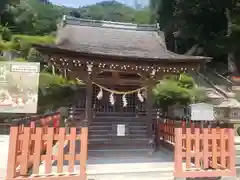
left=150, top=0, right=240, bottom=72
left=11, top=34, right=54, bottom=58
left=189, top=87, right=209, bottom=103
left=2, top=0, right=151, bottom=36
left=178, top=74, right=195, bottom=89
left=0, top=25, right=12, bottom=41
left=153, top=74, right=207, bottom=110
left=13, top=57, right=26, bottom=62
left=39, top=73, right=68, bottom=88
left=153, top=80, right=192, bottom=109
left=77, top=1, right=151, bottom=23
left=0, top=39, right=15, bottom=51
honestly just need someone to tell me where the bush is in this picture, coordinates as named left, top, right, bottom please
left=178, top=73, right=195, bottom=89
left=153, top=74, right=207, bottom=111
left=0, top=26, right=12, bottom=41
left=153, top=80, right=192, bottom=110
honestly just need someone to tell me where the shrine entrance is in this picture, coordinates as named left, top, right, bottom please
left=93, top=85, right=140, bottom=114
left=92, top=71, right=144, bottom=114
left=28, top=16, right=212, bottom=179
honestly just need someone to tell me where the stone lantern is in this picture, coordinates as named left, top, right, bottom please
left=214, top=92, right=240, bottom=136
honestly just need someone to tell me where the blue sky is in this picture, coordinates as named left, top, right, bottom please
left=49, top=0, right=149, bottom=8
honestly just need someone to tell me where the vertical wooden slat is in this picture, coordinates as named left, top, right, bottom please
left=6, top=127, right=19, bottom=179
left=45, top=127, right=54, bottom=174
left=211, top=128, right=217, bottom=169
left=80, top=127, right=88, bottom=180
left=227, top=127, right=236, bottom=172
left=203, top=127, right=209, bottom=169
left=57, top=128, right=65, bottom=173
left=186, top=127, right=191, bottom=169
left=68, top=127, right=76, bottom=173
left=195, top=127, right=201, bottom=169
left=174, top=127, right=183, bottom=177
left=32, top=128, right=42, bottom=174
left=20, top=127, right=31, bottom=175
left=220, top=128, right=226, bottom=168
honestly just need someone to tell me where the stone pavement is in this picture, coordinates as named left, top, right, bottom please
left=0, top=135, right=9, bottom=180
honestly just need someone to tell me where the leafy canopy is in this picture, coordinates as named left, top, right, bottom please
left=153, top=74, right=207, bottom=110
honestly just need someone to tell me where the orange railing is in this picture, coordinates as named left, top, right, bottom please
left=174, top=124, right=236, bottom=178
left=11, top=112, right=61, bottom=176
left=6, top=126, right=88, bottom=180
left=158, top=118, right=236, bottom=178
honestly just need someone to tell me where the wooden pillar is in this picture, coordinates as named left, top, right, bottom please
left=146, top=78, right=154, bottom=152
left=83, top=64, right=93, bottom=125
left=80, top=64, right=92, bottom=179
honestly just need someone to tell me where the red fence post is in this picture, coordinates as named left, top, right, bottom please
left=174, top=124, right=183, bottom=177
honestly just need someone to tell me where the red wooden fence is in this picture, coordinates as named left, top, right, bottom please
left=6, top=126, right=88, bottom=180
left=158, top=118, right=236, bottom=178
left=15, top=113, right=61, bottom=174
left=175, top=125, right=236, bottom=178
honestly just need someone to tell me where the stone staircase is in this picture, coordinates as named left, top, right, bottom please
left=88, top=112, right=150, bottom=157
left=191, top=67, right=236, bottom=105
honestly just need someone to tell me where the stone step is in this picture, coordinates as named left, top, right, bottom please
left=94, top=112, right=136, bottom=117
left=88, top=148, right=150, bottom=158
left=90, top=121, right=148, bottom=126
left=89, top=134, right=148, bottom=139
left=89, top=128, right=147, bottom=135
left=89, top=138, right=149, bottom=144
left=93, top=116, right=142, bottom=120
left=89, top=125, right=148, bottom=131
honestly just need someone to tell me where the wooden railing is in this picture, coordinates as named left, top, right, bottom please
left=175, top=124, right=236, bottom=178
left=6, top=126, right=88, bottom=180
left=158, top=118, right=236, bottom=178
left=14, top=112, right=61, bottom=175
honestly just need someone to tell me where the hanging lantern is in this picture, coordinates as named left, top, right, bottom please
left=122, top=94, right=127, bottom=107
left=109, top=93, right=115, bottom=105
left=97, top=88, right=103, bottom=100
left=137, top=90, right=144, bottom=102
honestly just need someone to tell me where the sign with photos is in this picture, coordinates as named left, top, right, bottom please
left=0, top=62, right=40, bottom=113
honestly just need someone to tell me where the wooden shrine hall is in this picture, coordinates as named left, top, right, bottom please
left=5, top=16, right=232, bottom=179
left=35, top=17, right=207, bottom=154
left=34, top=16, right=209, bottom=154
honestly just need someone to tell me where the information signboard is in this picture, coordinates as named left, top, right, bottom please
left=190, top=103, right=214, bottom=121
left=0, top=62, right=40, bottom=113
left=117, top=124, right=125, bottom=136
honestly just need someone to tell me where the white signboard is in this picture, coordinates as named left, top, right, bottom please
left=0, top=62, right=40, bottom=113
left=190, top=103, right=214, bottom=121
left=117, top=124, right=125, bottom=136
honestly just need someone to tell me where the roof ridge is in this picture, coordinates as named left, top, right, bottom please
left=62, top=15, right=159, bottom=32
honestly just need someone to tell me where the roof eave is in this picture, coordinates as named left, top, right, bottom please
left=33, top=43, right=210, bottom=64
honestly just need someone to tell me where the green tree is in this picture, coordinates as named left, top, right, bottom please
left=153, top=74, right=207, bottom=111
left=150, top=0, right=240, bottom=74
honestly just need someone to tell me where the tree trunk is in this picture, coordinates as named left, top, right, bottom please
left=226, top=8, right=237, bottom=74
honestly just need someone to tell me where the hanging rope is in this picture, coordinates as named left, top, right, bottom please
left=92, top=81, right=146, bottom=95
